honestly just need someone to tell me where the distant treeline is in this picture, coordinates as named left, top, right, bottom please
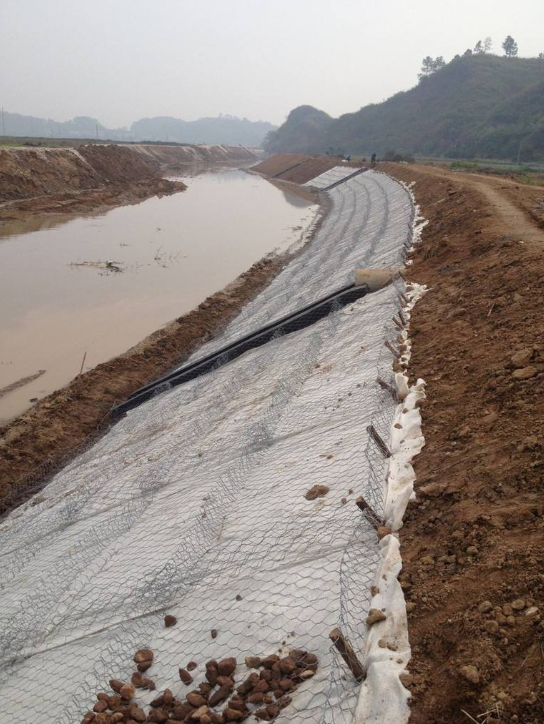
left=0, top=111, right=276, bottom=148
left=265, top=54, right=544, bottom=162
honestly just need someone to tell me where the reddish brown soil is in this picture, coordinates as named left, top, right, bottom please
left=0, top=255, right=289, bottom=515
left=0, top=144, right=258, bottom=221
left=252, top=154, right=357, bottom=184
left=383, top=163, right=544, bottom=724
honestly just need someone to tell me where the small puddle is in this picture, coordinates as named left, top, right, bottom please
left=0, top=168, right=318, bottom=423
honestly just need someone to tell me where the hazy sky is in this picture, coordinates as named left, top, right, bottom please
left=1, top=0, right=543, bottom=127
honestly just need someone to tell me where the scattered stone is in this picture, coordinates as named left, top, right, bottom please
left=512, top=366, right=537, bottom=380
left=366, top=608, right=387, bottom=626
left=377, top=525, right=392, bottom=539
left=511, top=349, right=533, bottom=368
left=399, top=672, right=413, bottom=688
left=187, top=692, right=207, bottom=708
left=460, top=665, right=480, bottom=684
left=371, top=585, right=380, bottom=596
left=235, top=594, right=243, bottom=601
left=133, top=649, right=154, bottom=665
left=466, top=545, right=478, bottom=555
left=137, top=659, right=153, bottom=673
left=164, top=615, right=177, bottom=628
left=485, top=620, right=500, bottom=634
left=119, top=684, right=135, bottom=701
left=278, top=657, right=296, bottom=675
left=187, top=661, right=198, bottom=671
left=223, top=707, right=244, bottom=721
left=261, top=655, right=280, bottom=669
left=190, top=706, right=210, bottom=721
left=131, top=672, right=155, bottom=689
left=478, top=601, right=493, bottom=613
left=208, top=685, right=232, bottom=708
left=245, top=656, right=261, bottom=669
left=179, top=668, right=193, bottom=686
left=109, top=680, right=124, bottom=694
left=217, top=657, right=237, bottom=677
left=211, top=629, right=218, bottom=639
left=511, top=599, right=526, bottom=610
left=304, top=484, right=330, bottom=500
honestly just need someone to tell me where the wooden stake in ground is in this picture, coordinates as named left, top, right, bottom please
left=329, top=627, right=366, bottom=682
left=79, top=351, right=87, bottom=376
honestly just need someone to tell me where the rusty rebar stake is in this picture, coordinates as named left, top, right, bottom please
left=355, top=495, right=384, bottom=529
left=384, top=340, right=400, bottom=357
left=377, top=377, right=399, bottom=402
left=367, top=424, right=392, bottom=458
left=329, top=627, right=366, bottom=682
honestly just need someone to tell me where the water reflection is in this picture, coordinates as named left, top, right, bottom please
left=0, top=168, right=318, bottom=421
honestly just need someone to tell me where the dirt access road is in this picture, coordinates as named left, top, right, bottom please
left=383, top=162, right=544, bottom=724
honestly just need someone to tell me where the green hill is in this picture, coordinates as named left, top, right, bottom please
left=265, top=55, right=544, bottom=161
left=264, top=105, right=333, bottom=154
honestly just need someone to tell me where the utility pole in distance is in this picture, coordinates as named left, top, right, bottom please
left=1, top=107, right=5, bottom=136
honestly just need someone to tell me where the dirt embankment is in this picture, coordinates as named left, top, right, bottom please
left=0, top=254, right=291, bottom=515
left=383, top=163, right=544, bottom=724
left=0, top=143, right=258, bottom=219
left=252, top=153, right=359, bottom=184
left=132, top=143, right=258, bottom=171
left=0, top=144, right=184, bottom=218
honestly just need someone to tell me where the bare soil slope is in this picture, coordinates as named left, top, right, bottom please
left=383, top=162, right=544, bottom=724
left=0, top=144, right=258, bottom=220
left=252, top=154, right=346, bottom=183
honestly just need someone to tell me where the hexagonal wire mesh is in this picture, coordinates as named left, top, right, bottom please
left=0, top=171, right=416, bottom=724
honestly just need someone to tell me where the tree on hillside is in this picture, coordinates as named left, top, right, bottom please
left=539, top=52, right=544, bottom=59
left=502, top=36, right=519, bottom=58
left=474, top=40, right=483, bottom=54
left=418, top=55, right=446, bottom=80
left=483, top=37, right=493, bottom=53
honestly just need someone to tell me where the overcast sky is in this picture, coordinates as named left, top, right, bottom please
left=1, top=0, right=543, bottom=128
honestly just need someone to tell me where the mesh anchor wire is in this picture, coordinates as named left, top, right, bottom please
left=329, top=627, right=366, bottom=682
left=367, top=424, right=392, bottom=458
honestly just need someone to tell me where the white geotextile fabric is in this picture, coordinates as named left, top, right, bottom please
left=302, top=166, right=361, bottom=190
left=0, top=173, right=417, bottom=724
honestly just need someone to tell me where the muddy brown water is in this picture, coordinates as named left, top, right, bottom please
left=0, top=168, right=318, bottom=423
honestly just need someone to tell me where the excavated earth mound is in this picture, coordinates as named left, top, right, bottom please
left=383, top=162, right=544, bottom=724
left=0, top=144, right=258, bottom=219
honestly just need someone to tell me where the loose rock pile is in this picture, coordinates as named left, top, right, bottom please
left=82, top=649, right=319, bottom=723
